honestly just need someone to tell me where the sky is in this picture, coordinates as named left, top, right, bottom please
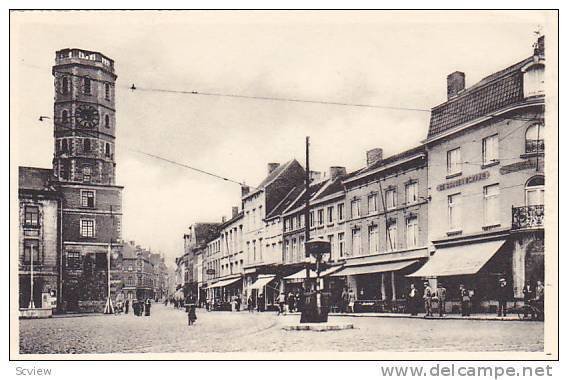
left=10, top=10, right=553, bottom=267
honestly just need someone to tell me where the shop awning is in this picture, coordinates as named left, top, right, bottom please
left=209, top=277, right=242, bottom=289
left=331, top=259, right=420, bottom=277
left=249, top=275, right=276, bottom=290
left=284, top=267, right=342, bottom=280
left=407, top=239, right=506, bottom=277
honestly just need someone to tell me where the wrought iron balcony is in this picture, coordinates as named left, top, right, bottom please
left=512, top=205, right=544, bottom=230
left=525, top=139, right=545, bottom=154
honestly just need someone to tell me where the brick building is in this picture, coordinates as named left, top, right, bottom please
left=18, top=48, right=123, bottom=313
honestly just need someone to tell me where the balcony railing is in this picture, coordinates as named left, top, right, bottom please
left=525, top=139, right=545, bottom=154
left=512, top=205, right=544, bottom=230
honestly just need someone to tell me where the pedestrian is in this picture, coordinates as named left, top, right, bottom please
left=247, top=295, right=254, bottom=313
left=164, top=298, right=168, bottom=307
left=423, top=281, right=433, bottom=317
left=497, top=278, right=508, bottom=317
left=235, top=295, right=242, bottom=312
left=258, top=293, right=265, bottom=312
left=522, top=280, right=535, bottom=319
left=460, top=284, right=471, bottom=317
left=340, top=288, right=349, bottom=313
left=277, top=292, right=286, bottom=315
left=534, top=279, right=545, bottom=320
left=435, top=282, right=447, bottom=317
left=145, top=298, right=151, bottom=316
left=187, top=300, right=197, bottom=326
left=125, top=299, right=130, bottom=315
left=347, top=288, right=356, bottom=313
left=407, top=283, right=418, bottom=316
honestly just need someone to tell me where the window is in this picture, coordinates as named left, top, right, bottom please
left=81, top=190, right=95, bottom=208
left=83, top=77, right=91, bottom=95
left=61, top=139, right=68, bottom=153
left=105, top=83, right=111, bottom=100
left=525, top=176, right=545, bottom=206
left=61, top=77, right=69, bottom=95
left=290, top=217, right=295, bottom=231
left=368, top=193, right=378, bottom=213
left=337, top=203, right=345, bottom=221
left=327, top=206, right=334, bottom=224
left=104, top=114, right=110, bottom=128
left=80, top=219, right=95, bottom=237
left=299, top=236, right=305, bottom=258
left=328, top=234, right=335, bottom=257
left=406, top=217, right=418, bottom=248
left=82, top=166, right=92, bottom=182
left=24, top=205, right=39, bottom=227
left=368, top=225, right=379, bottom=254
left=95, top=252, right=107, bottom=270
left=84, top=138, right=91, bottom=153
left=482, top=134, right=499, bottom=165
left=351, top=199, right=361, bottom=218
left=483, top=184, right=500, bottom=226
left=352, top=228, right=361, bottom=256
left=284, top=240, right=290, bottom=263
left=386, top=189, right=397, bottom=209
left=405, top=182, right=418, bottom=205
left=299, top=214, right=305, bottom=228
left=447, top=148, right=462, bottom=176
left=291, top=239, right=297, bottom=262
left=309, top=211, right=315, bottom=227
left=23, top=239, right=40, bottom=264
left=317, top=209, right=324, bottom=226
left=338, top=232, right=345, bottom=257
left=525, top=124, right=545, bottom=154
left=62, top=110, right=69, bottom=124
left=523, top=64, right=544, bottom=97
left=105, top=143, right=111, bottom=157
left=448, top=193, right=462, bottom=231
left=387, top=222, right=397, bottom=251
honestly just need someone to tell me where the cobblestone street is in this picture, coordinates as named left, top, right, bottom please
left=19, top=304, right=544, bottom=354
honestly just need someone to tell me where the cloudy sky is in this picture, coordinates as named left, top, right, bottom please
left=11, top=10, right=552, bottom=266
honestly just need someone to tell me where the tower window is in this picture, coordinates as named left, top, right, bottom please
left=24, top=205, right=39, bottom=227
left=104, top=114, right=110, bottom=128
left=61, top=139, right=68, bottom=153
left=83, top=77, right=91, bottom=95
left=62, top=77, right=69, bottom=95
left=84, top=138, right=91, bottom=153
left=105, top=143, right=111, bottom=157
left=61, top=110, right=69, bottom=124
left=105, top=83, right=111, bottom=100
left=82, top=166, right=92, bottom=182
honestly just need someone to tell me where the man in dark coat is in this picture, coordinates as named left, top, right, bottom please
left=407, top=283, right=418, bottom=316
left=125, top=299, right=130, bottom=315
left=423, top=282, right=433, bottom=317
left=144, top=298, right=151, bottom=316
left=497, top=278, right=509, bottom=317
left=435, top=282, right=447, bottom=317
left=460, top=284, right=471, bottom=317
left=523, top=281, right=535, bottom=319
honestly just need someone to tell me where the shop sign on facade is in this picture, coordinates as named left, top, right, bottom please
left=436, top=171, right=490, bottom=191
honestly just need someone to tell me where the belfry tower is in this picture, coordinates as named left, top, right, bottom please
left=52, top=48, right=123, bottom=312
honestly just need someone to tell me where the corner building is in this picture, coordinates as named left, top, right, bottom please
left=411, top=37, right=546, bottom=309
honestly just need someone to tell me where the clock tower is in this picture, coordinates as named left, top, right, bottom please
left=52, top=48, right=123, bottom=312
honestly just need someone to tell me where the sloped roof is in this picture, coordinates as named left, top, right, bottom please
left=427, top=56, right=533, bottom=139
left=256, top=160, right=295, bottom=189
left=351, top=145, right=427, bottom=179
left=19, top=166, right=57, bottom=192
left=265, top=185, right=305, bottom=220
left=282, top=179, right=329, bottom=215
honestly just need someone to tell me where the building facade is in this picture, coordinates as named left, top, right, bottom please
left=410, top=36, right=546, bottom=308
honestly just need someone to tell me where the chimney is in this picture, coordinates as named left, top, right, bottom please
left=366, top=148, right=383, bottom=167
left=329, top=166, right=347, bottom=180
left=267, top=163, right=280, bottom=175
left=232, top=206, right=239, bottom=218
left=447, top=71, right=465, bottom=100
left=309, top=170, right=322, bottom=182
left=534, top=35, right=545, bottom=58
left=221, top=216, right=226, bottom=223
left=241, top=185, right=250, bottom=197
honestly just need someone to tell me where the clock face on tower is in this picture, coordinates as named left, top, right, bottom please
left=75, top=104, right=100, bottom=128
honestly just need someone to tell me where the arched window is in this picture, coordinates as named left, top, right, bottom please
left=83, top=77, right=91, bottom=95
left=84, top=138, right=91, bottom=153
left=104, top=114, right=110, bottom=128
left=105, top=83, right=111, bottom=100
left=525, top=123, right=544, bottom=154
left=62, top=77, right=69, bottom=95
left=61, top=110, right=69, bottom=124
left=525, top=176, right=544, bottom=206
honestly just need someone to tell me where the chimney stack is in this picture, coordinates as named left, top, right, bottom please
left=232, top=206, right=239, bottom=218
left=329, top=166, right=347, bottom=180
left=221, top=216, right=226, bottom=223
left=366, top=148, right=383, bottom=167
left=534, top=35, right=545, bottom=58
left=309, top=170, right=322, bottom=182
left=447, top=71, right=465, bottom=100
left=267, top=163, right=280, bottom=175
left=241, top=185, right=250, bottom=197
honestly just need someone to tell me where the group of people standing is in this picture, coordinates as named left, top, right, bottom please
left=121, top=298, right=152, bottom=317
left=276, top=291, right=304, bottom=315
left=407, top=282, right=451, bottom=317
